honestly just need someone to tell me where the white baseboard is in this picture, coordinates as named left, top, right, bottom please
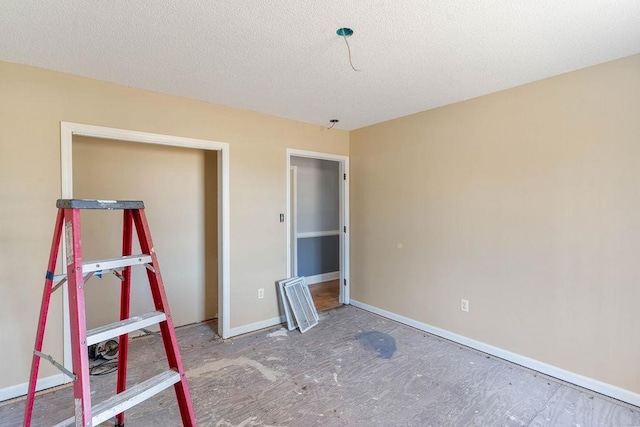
left=228, top=315, right=286, bottom=337
left=304, top=271, right=339, bottom=285
left=350, top=299, right=640, bottom=408
left=0, top=373, right=68, bottom=402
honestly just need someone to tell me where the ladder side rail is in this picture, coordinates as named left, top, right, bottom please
left=132, top=209, right=197, bottom=426
left=115, top=209, right=134, bottom=427
left=23, top=209, right=65, bottom=427
left=64, top=208, right=93, bottom=427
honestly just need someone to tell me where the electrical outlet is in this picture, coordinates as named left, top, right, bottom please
left=461, top=299, right=469, bottom=312
left=258, top=288, right=264, bottom=299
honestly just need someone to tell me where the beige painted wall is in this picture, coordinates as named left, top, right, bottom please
left=350, top=54, right=640, bottom=394
left=73, top=136, right=216, bottom=330
left=0, top=61, right=348, bottom=391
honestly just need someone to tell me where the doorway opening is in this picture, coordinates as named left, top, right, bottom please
left=60, top=122, right=230, bottom=388
left=286, top=149, right=349, bottom=311
left=72, top=137, right=219, bottom=334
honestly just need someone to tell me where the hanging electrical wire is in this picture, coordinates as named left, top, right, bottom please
left=327, top=119, right=339, bottom=129
left=336, top=28, right=360, bottom=72
left=342, top=35, right=360, bottom=72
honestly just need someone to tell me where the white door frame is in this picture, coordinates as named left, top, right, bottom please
left=290, top=166, right=298, bottom=276
left=286, top=149, right=350, bottom=304
left=59, top=122, right=231, bottom=386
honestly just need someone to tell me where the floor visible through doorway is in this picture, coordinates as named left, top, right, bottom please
left=309, top=279, right=341, bottom=312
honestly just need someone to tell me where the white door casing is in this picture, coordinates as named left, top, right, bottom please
left=60, top=122, right=231, bottom=389
left=286, top=149, right=350, bottom=304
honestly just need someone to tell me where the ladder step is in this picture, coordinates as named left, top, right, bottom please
left=54, top=370, right=181, bottom=427
left=87, top=311, right=167, bottom=346
left=53, top=254, right=152, bottom=281
left=82, top=254, right=153, bottom=274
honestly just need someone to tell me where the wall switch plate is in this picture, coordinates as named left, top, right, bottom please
left=461, top=299, right=469, bottom=312
left=258, top=288, right=264, bottom=299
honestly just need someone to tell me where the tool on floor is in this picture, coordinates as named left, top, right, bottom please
left=88, top=339, right=119, bottom=360
left=23, top=199, right=197, bottom=427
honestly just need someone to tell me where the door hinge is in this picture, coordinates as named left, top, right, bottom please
left=343, top=173, right=347, bottom=180
left=343, top=226, right=347, bottom=233
left=343, top=279, right=347, bottom=287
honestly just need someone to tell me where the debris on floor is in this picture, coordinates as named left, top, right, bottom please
left=266, top=328, right=289, bottom=338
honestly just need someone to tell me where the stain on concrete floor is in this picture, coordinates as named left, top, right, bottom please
left=356, top=330, right=396, bottom=359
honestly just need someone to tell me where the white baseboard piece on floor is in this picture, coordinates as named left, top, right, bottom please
left=304, top=271, right=340, bottom=285
left=0, top=373, right=67, bottom=402
left=228, top=315, right=286, bottom=338
left=350, top=299, right=640, bottom=408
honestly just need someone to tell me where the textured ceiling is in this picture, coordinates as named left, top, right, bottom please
left=1, top=1, right=639, bottom=130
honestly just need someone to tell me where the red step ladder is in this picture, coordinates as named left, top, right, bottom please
left=24, top=199, right=197, bottom=427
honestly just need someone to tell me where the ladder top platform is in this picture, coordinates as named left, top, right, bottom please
left=56, top=199, right=145, bottom=210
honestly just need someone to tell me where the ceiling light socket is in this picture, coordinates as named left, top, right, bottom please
left=327, top=119, right=339, bottom=130
left=336, top=28, right=353, bottom=37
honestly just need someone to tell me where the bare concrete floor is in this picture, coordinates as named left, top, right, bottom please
left=2, top=306, right=639, bottom=426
